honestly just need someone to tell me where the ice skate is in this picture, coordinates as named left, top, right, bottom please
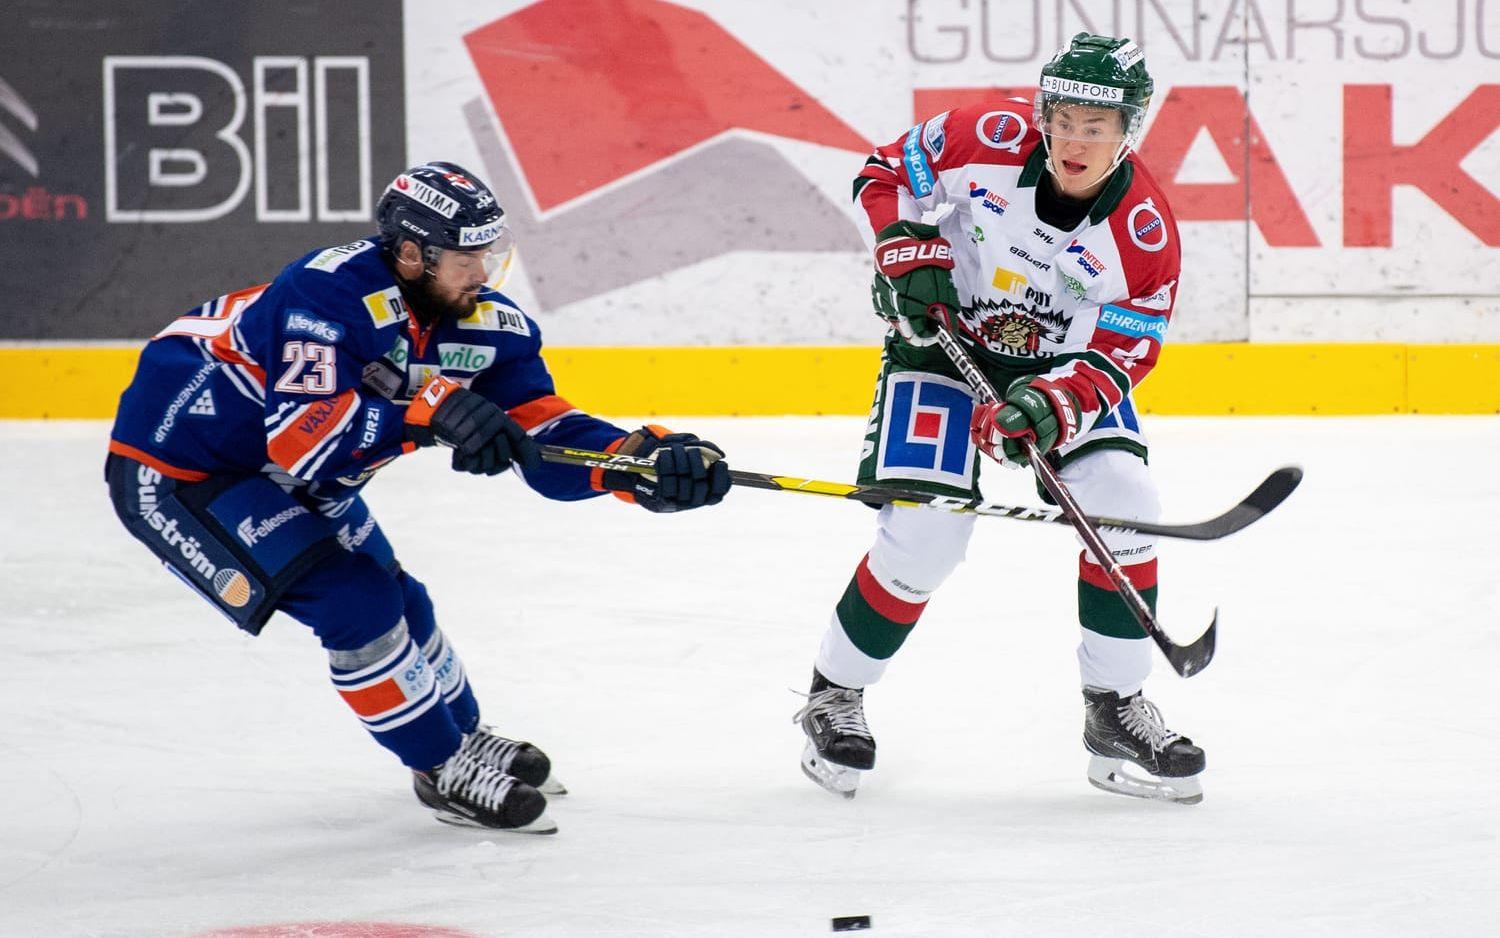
left=1082, top=686, right=1205, bottom=805
left=413, top=748, right=557, bottom=833
left=793, top=670, right=876, bottom=799
left=462, top=725, right=567, bottom=795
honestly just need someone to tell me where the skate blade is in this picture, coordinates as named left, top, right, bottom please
left=431, top=808, right=560, bottom=834
left=1087, top=755, right=1203, bottom=805
left=800, top=742, right=861, bottom=800
left=537, top=774, right=568, bottom=796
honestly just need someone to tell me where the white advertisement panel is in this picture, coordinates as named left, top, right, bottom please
left=405, top=0, right=1500, bottom=345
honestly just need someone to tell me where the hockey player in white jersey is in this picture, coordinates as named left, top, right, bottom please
left=795, top=34, right=1204, bottom=804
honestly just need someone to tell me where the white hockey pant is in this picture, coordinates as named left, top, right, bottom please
left=815, top=448, right=1159, bottom=694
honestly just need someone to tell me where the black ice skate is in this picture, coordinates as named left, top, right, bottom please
left=1083, top=686, right=1206, bottom=805
left=793, top=669, right=876, bottom=799
left=463, top=725, right=567, bottom=795
left=413, top=748, right=556, bottom=833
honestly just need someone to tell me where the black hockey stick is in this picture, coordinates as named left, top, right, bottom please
left=537, top=445, right=1298, bottom=542
left=928, top=316, right=1216, bottom=678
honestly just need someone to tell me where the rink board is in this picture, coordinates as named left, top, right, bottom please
left=4, top=343, right=1500, bottom=419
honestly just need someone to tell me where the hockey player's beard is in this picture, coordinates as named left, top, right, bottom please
left=400, top=273, right=480, bottom=325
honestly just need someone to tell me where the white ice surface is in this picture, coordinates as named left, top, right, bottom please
left=2, top=417, right=1497, bottom=938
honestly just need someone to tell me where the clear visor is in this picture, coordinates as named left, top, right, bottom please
left=428, top=227, right=517, bottom=295
left=1037, top=100, right=1140, bottom=145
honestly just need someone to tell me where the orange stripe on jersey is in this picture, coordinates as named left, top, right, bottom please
left=107, top=440, right=211, bottom=482
left=208, top=327, right=267, bottom=384
left=590, top=433, right=629, bottom=495
left=507, top=394, right=577, bottom=432
left=156, top=285, right=268, bottom=335
left=154, top=284, right=269, bottom=385
left=338, top=677, right=408, bottom=717
left=218, top=284, right=269, bottom=318
left=267, top=390, right=358, bottom=472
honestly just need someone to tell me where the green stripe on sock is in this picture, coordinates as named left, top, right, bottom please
left=1078, top=579, right=1155, bottom=640
left=835, top=577, right=913, bottom=660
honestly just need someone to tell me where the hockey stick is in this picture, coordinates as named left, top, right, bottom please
left=928, top=317, right=1216, bottom=678
left=538, top=445, right=1298, bottom=542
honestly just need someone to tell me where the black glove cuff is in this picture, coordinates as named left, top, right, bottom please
left=404, top=423, right=438, bottom=448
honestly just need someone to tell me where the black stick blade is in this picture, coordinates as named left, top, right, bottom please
left=1105, top=465, right=1304, bottom=541
left=1244, top=465, right=1303, bottom=515
left=1164, top=609, right=1218, bottom=678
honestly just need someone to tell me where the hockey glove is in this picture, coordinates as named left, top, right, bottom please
left=969, top=376, right=1082, bottom=467
left=871, top=220, right=960, bottom=347
left=600, top=426, right=731, bottom=512
left=405, top=376, right=541, bottom=477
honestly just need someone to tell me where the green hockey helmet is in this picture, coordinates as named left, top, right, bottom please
left=1035, top=33, right=1155, bottom=182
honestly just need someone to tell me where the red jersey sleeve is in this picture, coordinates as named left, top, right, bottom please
left=852, top=100, right=1038, bottom=237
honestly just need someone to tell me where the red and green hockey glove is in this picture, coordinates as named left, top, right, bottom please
left=871, top=220, right=960, bottom=347
left=969, top=376, right=1082, bottom=467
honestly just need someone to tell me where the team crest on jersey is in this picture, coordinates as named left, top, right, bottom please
left=963, top=298, right=1066, bottom=358
left=1128, top=198, right=1169, bottom=252
left=974, top=110, right=1027, bottom=153
left=877, top=373, right=976, bottom=487
left=988, top=312, right=1044, bottom=354
left=362, top=287, right=408, bottom=328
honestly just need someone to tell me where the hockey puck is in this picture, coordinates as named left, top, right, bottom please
left=831, top=915, right=871, bottom=932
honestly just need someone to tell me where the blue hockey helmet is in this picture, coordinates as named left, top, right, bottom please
left=376, top=161, right=514, bottom=284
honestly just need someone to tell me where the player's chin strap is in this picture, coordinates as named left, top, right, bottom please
left=925, top=304, right=1218, bottom=679
left=1040, top=134, right=1131, bottom=193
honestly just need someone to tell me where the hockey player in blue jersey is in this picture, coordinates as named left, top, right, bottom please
left=105, top=161, right=732, bottom=833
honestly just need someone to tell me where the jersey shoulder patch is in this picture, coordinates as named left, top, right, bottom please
left=941, top=101, right=1039, bottom=169
left=303, top=240, right=376, bottom=273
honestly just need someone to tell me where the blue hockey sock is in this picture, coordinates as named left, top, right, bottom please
left=421, top=627, right=480, bottom=734
left=329, top=620, right=462, bottom=770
